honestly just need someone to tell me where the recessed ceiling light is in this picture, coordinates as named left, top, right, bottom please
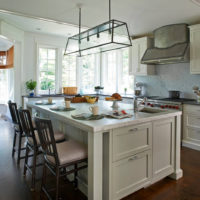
left=191, top=0, right=200, bottom=6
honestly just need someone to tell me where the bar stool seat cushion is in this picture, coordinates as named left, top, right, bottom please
left=47, top=140, right=87, bottom=165
left=28, top=130, right=65, bottom=145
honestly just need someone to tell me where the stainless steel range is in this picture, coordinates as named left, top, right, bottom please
left=137, top=96, right=195, bottom=111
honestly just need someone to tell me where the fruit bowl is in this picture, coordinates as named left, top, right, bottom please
left=85, top=96, right=97, bottom=104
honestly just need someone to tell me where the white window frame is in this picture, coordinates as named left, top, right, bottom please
left=101, top=48, right=133, bottom=94
left=36, top=44, right=60, bottom=95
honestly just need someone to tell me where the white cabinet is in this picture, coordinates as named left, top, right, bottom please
left=183, top=104, right=200, bottom=150
left=107, top=117, right=176, bottom=200
left=152, top=118, right=175, bottom=183
left=112, top=150, right=151, bottom=200
left=129, top=37, right=155, bottom=76
left=112, top=123, right=152, bottom=161
left=189, top=24, right=200, bottom=74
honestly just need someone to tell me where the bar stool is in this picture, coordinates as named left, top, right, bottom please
left=35, top=116, right=88, bottom=200
left=18, top=109, right=66, bottom=191
left=8, top=100, right=26, bottom=164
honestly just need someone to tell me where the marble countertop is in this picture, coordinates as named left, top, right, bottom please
left=27, top=100, right=182, bottom=133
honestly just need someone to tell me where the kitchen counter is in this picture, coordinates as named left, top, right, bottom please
left=27, top=100, right=181, bottom=132
left=27, top=100, right=182, bottom=200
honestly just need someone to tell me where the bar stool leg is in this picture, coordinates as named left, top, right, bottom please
left=31, top=147, right=37, bottom=191
left=41, top=162, right=47, bottom=197
left=55, top=167, right=60, bottom=200
left=74, top=164, right=78, bottom=188
left=17, top=133, right=22, bottom=165
left=23, top=145, right=29, bottom=176
left=12, top=130, right=17, bottom=157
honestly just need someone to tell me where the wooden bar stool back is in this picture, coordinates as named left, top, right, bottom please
left=8, top=100, right=26, bottom=164
left=35, top=117, right=88, bottom=200
left=18, top=109, right=42, bottom=191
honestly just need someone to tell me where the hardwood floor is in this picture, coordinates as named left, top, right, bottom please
left=0, top=119, right=200, bottom=200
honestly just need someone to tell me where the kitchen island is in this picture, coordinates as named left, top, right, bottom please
left=27, top=100, right=183, bottom=200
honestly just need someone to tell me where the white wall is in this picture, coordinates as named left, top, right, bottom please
left=23, top=32, right=66, bottom=95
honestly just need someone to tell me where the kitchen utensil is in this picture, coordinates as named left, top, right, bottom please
left=168, top=90, right=180, bottom=99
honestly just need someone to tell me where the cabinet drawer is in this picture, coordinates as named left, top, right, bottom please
left=184, top=127, right=200, bottom=144
left=184, top=114, right=200, bottom=129
left=183, top=104, right=200, bottom=116
left=112, top=123, right=152, bottom=161
left=112, top=150, right=151, bottom=200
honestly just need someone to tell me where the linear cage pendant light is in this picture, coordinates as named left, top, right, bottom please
left=64, top=0, right=132, bottom=56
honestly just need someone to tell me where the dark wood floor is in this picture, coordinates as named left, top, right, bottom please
left=0, top=119, right=200, bottom=200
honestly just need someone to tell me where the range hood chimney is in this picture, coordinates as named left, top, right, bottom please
left=141, top=24, right=190, bottom=65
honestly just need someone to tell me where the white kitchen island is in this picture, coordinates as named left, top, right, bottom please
left=27, top=100, right=183, bottom=200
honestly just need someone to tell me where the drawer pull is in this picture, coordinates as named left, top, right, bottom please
left=128, top=155, right=139, bottom=161
left=129, top=128, right=138, bottom=132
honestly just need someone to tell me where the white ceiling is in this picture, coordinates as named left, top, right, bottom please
left=0, top=0, right=200, bottom=36
left=0, top=12, right=83, bottom=38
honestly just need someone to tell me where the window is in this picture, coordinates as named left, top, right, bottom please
left=0, top=69, right=12, bottom=104
left=36, top=45, right=132, bottom=95
left=102, top=51, right=117, bottom=93
left=62, top=55, right=76, bottom=87
left=102, top=48, right=134, bottom=94
left=38, top=47, right=57, bottom=94
left=118, top=49, right=134, bottom=94
left=79, top=54, right=100, bottom=93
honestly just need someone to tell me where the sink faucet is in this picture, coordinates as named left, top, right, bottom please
left=133, top=97, right=148, bottom=112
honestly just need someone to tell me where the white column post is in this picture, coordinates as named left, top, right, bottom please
left=169, top=115, right=183, bottom=180
left=88, top=131, right=103, bottom=200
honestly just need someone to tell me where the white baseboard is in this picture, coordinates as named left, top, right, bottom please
left=182, top=140, right=200, bottom=151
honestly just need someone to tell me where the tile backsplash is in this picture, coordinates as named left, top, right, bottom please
left=135, top=63, right=200, bottom=99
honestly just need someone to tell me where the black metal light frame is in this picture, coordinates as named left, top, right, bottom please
left=64, top=0, right=132, bottom=57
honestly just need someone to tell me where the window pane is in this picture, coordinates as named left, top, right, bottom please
left=62, top=55, right=76, bottom=87
left=38, top=47, right=56, bottom=93
left=80, top=54, right=96, bottom=93
left=119, top=49, right=134, bottom=94
left=48, top=49, right=56, bottom=59
left=39, top=48, right=47, bottom=59
left=102, top=48, right=134, bottom=95
left=102, top=51, right=117, bottom=93
left=39, top=60, right=48, bottom=71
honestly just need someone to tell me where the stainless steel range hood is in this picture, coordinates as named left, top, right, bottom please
left=141, top=24, right=190, bottom=65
